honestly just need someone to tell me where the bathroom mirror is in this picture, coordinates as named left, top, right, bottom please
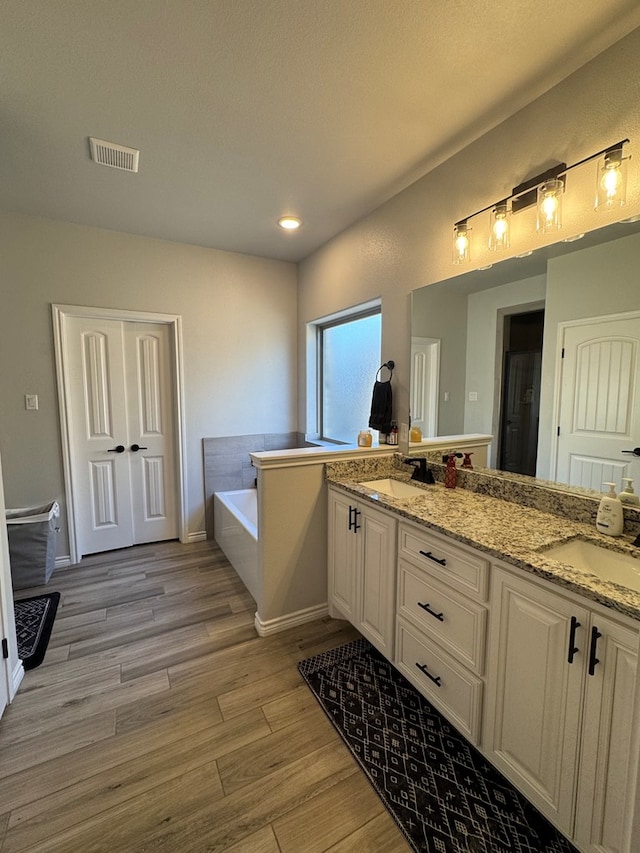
left=410, top=218, right=640, bottom=494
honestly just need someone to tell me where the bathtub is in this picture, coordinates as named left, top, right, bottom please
left=213, top=489, right=258, bottom=601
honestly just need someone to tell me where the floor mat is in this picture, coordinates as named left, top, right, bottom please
left=298, top=637, right=576, bottom=853
left=14, top=592, right=60, bottom=670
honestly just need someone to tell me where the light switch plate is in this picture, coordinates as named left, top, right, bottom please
left=468, top=391, right=478, bottom=401
left=25, top=394, right=39, bottom=410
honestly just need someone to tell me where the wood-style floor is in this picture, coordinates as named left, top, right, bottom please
left=0, top=540, right=410, bottom=852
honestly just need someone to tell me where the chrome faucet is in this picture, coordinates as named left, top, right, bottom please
left=403, top=457, right=435, bottom=484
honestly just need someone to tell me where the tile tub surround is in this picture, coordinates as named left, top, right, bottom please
left=203, top=432, right=312, bottom=537
left=326, top=456, right=640, bottom=622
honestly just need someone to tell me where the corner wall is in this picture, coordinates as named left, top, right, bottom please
left=0, top=214, right=298, bottom=554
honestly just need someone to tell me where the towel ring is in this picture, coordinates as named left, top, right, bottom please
left=376, top=360, right=394, bottom=381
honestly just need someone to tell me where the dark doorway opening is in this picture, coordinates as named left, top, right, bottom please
left=498, top=310, right=544, bottom=477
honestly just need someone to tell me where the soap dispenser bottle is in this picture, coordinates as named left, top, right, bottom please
left=596, top=483, right=624, bottom=536
left=619, top=478, right=640, bottom=506
left=445, top=453, right=458, bottom=489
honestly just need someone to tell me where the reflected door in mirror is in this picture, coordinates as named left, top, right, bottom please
left=556, top=313, right=640, bottom=491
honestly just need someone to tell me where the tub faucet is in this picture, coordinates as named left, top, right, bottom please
left=403, top=457, right=435, bottom=484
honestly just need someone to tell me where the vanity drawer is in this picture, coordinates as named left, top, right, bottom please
left=399, top=523, right=489, bottom=600
left=395, top=617, right=483, bottom=744
left=397, top=559, right=487, bottom=675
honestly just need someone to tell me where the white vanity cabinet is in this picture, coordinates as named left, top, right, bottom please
left=394, top=522, right=489, bottom=743
left=484, top=565, right=639, bottom=852
left=327, top=486, right=397, bottom=658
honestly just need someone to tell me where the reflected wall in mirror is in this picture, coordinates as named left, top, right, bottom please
left=410, top=219, right=640, bottom=495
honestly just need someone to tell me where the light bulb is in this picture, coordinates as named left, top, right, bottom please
left=595, top=146, right=628, bottom=210
left=489, top=202, right=510, bottom=251
left=536, top=179, right=563, bottom=233
left=453, top=221, right=470, bottom=264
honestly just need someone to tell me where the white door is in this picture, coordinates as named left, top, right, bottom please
left=65, top=316, right=178, bottom=556
left=556, top=313, right=640, bottom=490
left=411, top=337, right=440, bottom=438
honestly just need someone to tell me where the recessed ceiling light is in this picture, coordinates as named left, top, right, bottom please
left=278, top=216, right=302, bottom=231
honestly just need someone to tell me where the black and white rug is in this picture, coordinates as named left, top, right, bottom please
left=14, top=592, right=60, bottom=670
left=299, top=637, right=576, bottom=853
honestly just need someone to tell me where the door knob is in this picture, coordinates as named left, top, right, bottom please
left=130, top=443, right=148, bottom=452
left=107, top=445, right=125, bottom=453
left=622, top=447, right=640, bottom=457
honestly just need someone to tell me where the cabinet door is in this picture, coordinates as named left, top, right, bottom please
left=327, top=489, right=357, bottom=620
left=574, top=614, right=638, bottom=853
left=358, top=503, right=396, bottom=658
left=484, top=568, right=589, bottom=835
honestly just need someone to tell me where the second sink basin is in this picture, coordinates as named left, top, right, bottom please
left=542, top=539, right=640, bottom=592
left=360, top=478, right=426, bottom=498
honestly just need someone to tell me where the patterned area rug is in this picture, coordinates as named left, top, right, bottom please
left=299, top=638, right=576, bottom=853
left=14, top=592, right=60, bottom=670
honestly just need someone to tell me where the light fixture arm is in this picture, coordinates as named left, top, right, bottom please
left=456, top=138, right=630, bottom=223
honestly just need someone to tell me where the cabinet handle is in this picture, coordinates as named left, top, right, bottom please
left=352, top=507, right=361, bottom=532
left=588, top=626, right=602, bottom=676
left=415, top=662, right=441, bottom=687
left=348, top=506, right=355, bottom=531
left=417, top=601, right=444, bottom=622
left=419, top=550, right=447, bottom=567
left=567, top=615, right=581, bottom=664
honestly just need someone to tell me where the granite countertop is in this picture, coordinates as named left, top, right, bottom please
left=327, top=464, right=640, bottom=622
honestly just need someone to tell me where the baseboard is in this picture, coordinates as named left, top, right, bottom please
left=254, top=602, right=329, bottom=637
left=186, top=531, right=207, bottom=543
left=10, top=660, right=24, bottom=702
left=55, top=555, right=72, bottom=568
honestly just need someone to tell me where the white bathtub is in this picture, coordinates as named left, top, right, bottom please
left=213, top=489, right=258, bottom=601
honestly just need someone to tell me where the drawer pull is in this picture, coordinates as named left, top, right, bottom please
left=588, top=626, right=602, bottom=676
left=417, top=601, right=444, bottom=622
left=419, top=550, right=447, bottom=567
left=567, top=615, right=581, bottom=664
left=416, top=662, right=442, bottom=687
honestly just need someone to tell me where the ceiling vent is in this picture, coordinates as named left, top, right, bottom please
left=89, top=137, right=139, bottom=173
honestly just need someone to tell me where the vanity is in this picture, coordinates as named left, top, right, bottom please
left=326, top=455, right=640, bottom=853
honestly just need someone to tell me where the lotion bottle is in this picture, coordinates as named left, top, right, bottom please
left=596, top=483, right=624, bottom=536
left=619, top=478, right=640, bottom=506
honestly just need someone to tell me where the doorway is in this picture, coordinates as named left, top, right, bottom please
left=497, top=310, right=544, bottom=476
left=53, top=305, right=186, bottom=563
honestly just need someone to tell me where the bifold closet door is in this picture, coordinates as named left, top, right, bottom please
left=65, top=316, right=178, bottom=556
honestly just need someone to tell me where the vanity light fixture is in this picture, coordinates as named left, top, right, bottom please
left=278, top=215, right=302, bottom=231
left=453, top=219, right=471, bottom=264
left=489, top=200, right=510, bottom=251
left=452, top=138, right=630, bottom=262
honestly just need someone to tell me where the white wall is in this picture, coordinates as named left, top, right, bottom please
left=297, top=28, right=640, bottom=439
left=0, top=213, right=297, bottom=554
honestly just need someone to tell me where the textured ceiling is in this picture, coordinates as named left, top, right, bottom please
left=2, top=1, right=640, bottom=262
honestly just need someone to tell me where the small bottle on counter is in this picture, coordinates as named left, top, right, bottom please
left=410, top=425, right=422, bottom=442
left=445, top=453, right=458, bottom=489
left=357, top=429, right=373, bottom=447
left=388, top=422, right=398, bottom=445
left=461, top=452, right=474, bottom=469
left=619, top=478, right=640, bottom=505
left=595, top=483, right=624, bottom=536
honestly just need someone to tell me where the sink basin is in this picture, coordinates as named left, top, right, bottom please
left=359, top=478, right=426, bottom=498
left=543, top=540, right=640, bottom=592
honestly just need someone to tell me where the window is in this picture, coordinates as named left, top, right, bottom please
left=316, top=306, right=381, bottom=444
